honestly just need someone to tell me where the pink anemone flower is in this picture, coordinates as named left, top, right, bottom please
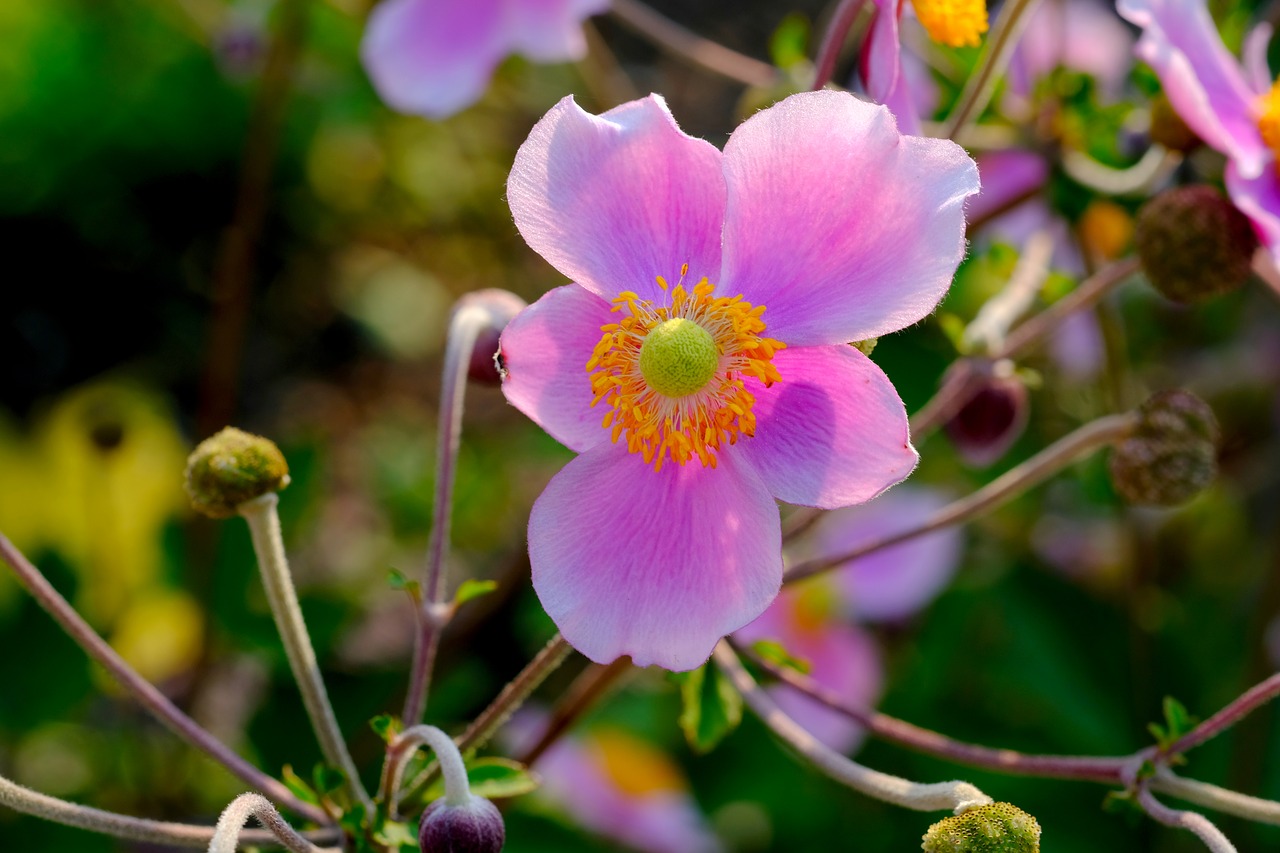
left=1118, top=0, right=1280, bottom=265
left=361, top=0, right=608, bottom=119
left=499, top=90, right=979, bottom=670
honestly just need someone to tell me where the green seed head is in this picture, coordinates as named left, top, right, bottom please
left=922, top=803, right=1042, bottom=853
left=184, top=427, right=290, bottom=518
left=638, top=318, right=720, bottom=397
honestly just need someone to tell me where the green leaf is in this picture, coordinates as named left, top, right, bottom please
left=769, top=13, right=810, bottom=70
left=313, top=765, right=346, bottom=798
left=281, top=765, right=320, bottom=806
left=1149, top=696, right=1198, bottom=751
left=372, top=820, right=418, bottom=849
left=454, top=578, right=499, bottom=607
left=369, top=713, right=403, bottom=744
left=678, top=661, right=743, bottom=754
left=421, top=757, right=542, bottom=803
left=750, top=639, right=812, bottom=675
left=851, top=338, right=878, bottom=357
left=387, top=568, right=422, bottom=601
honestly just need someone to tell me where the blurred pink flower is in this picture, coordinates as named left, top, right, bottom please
left=1008, top=0, right=1133, bottom=103
left=1119, top=0, right=1280, bottom=265
left=361, top=0, right=608, bottom=118
left=499, top=90, right=978, bottom=670
left=533, top=726, right=723, bottom=853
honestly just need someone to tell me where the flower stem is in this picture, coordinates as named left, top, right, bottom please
left=210, top=793, right=339, bottom=853
left=1152, top=770, right=1280, bottom=826
left=0, top=532, right=328, bottom=825
left=811, top=0, right=868, bottom=91
left=714, top=643, right=991, bottom=813
left=997, top=257, right=1141, bottom=360
left=608, top=0, right=779, bottom=88
left=1164, top=672, right=1280, bottom=757
left=239, top=495, right=373, bottom=813
left=736, top=640, right=1127, bottom=783
left=518, top=658, right=633, bottom=766
left=385, top=726, right=475, bottom=814
left=1136, top=785, right=1238, bottom=853
left=784, top=412, right=1139, bottom=583
left=0, top=773, right=339, bottom=849
left=942, top=0, right=1044, bottom=140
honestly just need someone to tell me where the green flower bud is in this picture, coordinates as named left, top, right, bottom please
left=184, top=427, right=290, bottom=518
left=1109, top=390, right=1219, bottom=506
left=922, top=802, right=1041, bottom=853
left=1134, top=185, right=1258, bottom=304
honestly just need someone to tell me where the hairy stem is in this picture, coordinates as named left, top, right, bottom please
left=1165, top=672, right=1280, bottom=757
left=998, top=258, right=1140, bottom=360
left=209, top=793, right=340, bottom=853
left=1137, top=786, right=1238, bottom=853
left=609, top=0, right=779, bottom=88
left=737, top=641, right=1127, bottom=783
left=519, top=658, right=633, bottom=767
left=785, top=413, right=1139, bottom=583
left=715, top=643, right=991, bottom=813
left=942, top=0, right=1044, bottom=140
left=385, top=725, right=475, bottom=817
left=0, top=533, right=327, bottom=824
left=1151, top=769, right=1280, bottom=826
left=240, top=495, right=372, bottom=813
left=811, top=0, right=868, bottom=90
left=0, top=774, right=339, bottom=849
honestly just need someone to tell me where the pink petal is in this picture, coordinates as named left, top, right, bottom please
left=861, top=0, right=905, bottom=108
left=499, top=284, right=614, bottom=453
left=720, top=90, right=979, bottom=346
left=508, top=95, right=725, bottom=304
left=1118, top=0, right=1267, bottom=178
left=1243, top=23, right=1276, bottom=100
left=1011, top=0, right=1134, bottom=101
left=811, top=487, right=964, bottom=623
left=738, top=345, right=917, bottom=509
left=361, top=0, right=506, bottom=119
left=529, top=442, right=782, bottom=670
left=1226, top=159, right=1280, bottom=268
left=504, top=0, right=609, bottom=62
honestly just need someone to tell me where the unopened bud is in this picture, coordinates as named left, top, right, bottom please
left=1148, top=93, right=1200, bottom=153
left=1109, top=390, right=1218, bottom=506
left=419, top=795, right=505, bottom=853
left=456, top=289, right=527, bottom=385
left=944, top=364, right=1029, bottom=468
left=922, top=802, right=1041, bottom=853
left=184, top=427, right=290, bottom=518
left=1134, top=186, right=1258, bottom=304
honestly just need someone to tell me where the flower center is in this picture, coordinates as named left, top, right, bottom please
left=1257, top=79, right=1280, bottom=163
left=587, top=267, right=784, bottom=471
left=911, top=0, right=988, bottom=48
left=638, top=318, right=719, bottom=397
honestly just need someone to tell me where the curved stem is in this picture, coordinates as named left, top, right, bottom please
left=1136, top=785, right=1238, bottom=853
left=942, top=0, right=1044, bottom=139
left=1151, top=769, right=1280, bottom=826
left=736, top=641, right=1127, bottom=783
left=785, top=413, right=1138, bottom=583
left=209, top=793, right=340, bottom=853
left=240, top=496, right=373, bottom=813
left=1061, top=145, right=1181, bottom=197
left=0, top=774, right=339, bottom=849
left=0, top=533, right=328, bottom=825
left=997, top=258, right=1140, bottom=360
left=714, top=643, right=991, bottom=813
left=608, top=0, right=779, bottom=88
left=811, top=0, right=868, bottom=91
left=387, top=726, right=474, bottom=814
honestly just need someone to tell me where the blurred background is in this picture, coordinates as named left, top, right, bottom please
left=1, top=0, right=1279, bottom=850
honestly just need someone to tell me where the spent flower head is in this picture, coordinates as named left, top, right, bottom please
left=1110, top=390, right=1220, bottom=506
left=922, top=802, right=1042, bottom=852
left=499, top=90, right=978, bottom=669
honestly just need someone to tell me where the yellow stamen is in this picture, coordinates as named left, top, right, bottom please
left=1257, top=79, right=1280, bottom=164
left=911, top=0, right=988, bottom=48
left=587, top=271, right=784, bottom=471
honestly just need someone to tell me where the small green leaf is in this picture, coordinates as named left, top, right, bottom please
left=454, top=578, right=499, bottom=607
left=1149, top=696, right=1198, bottom=750
left=313, top=765, right=346, bottom=797
left=769, top=13, right=810, bottom=70
left=851, top=338, right=878, bottom=357
left=372, top=820, right=418, bottom=849
left=420, top=757, right=542, bottom=802
left=388, top=569, right=422, bottom=601
left=937, top=312, right=969, bottom=353
left=369, top=714, right=403, bottom=744
left=281, top=765, right=320, bottom=806
left=750, top=639, right=812, bottom=675
left=678, top=662, right=743, bottom=754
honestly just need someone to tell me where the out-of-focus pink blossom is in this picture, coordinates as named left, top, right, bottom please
left=499, top=91, right=978, bottom=670
left=1119, top=0, right=1280, bottom=266
left=1008, top=0, right=1134, bottom=103
left=361, top=0, right=608, bottom=119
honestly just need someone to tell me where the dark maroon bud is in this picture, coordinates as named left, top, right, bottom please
left=456, top=289, right=527, bottom=385
left=1109, top=390, right=1219, bottom=506
left=1148, top=93, right=1200, bottom=153
left=419, top=795, right=505, bottom=853
left=1134, top=185, right=1258, bottom=304
left=944, top=365, right=1029, bottom=468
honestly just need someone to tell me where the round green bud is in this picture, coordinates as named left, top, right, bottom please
left=184, top=427, right=290, bottom=518
left=639, top=318, right=720, bottom=397
left=1134, top=186, right=1258, bottom=304
left=922, top=802, right=1042, bottom=853
left=1109, top=390, right=1219, bottom=506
